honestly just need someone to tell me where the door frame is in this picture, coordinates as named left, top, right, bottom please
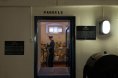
left=34, top=16, right=76, bottom=78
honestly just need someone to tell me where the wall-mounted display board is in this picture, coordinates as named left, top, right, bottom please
left=76, top=26, right=96, bottom=40
left=5, top=41, right=24, bottom=55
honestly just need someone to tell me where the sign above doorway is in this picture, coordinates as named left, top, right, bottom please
left=43, top=11, right=63, bottom=15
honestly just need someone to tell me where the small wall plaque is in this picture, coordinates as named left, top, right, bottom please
left=76, top=26, right=96, bottom=40
left=5, top=41, right=24, bottom=55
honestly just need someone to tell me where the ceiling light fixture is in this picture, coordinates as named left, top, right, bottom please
left=99, top=7, right=111, bottom=35
left=100, top=20, right=111, bottom=34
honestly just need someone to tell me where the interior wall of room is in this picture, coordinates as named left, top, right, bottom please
left=1, top=5, right=118, bottom=78
left=32, top=6, right=118, bottom=78
left=0, top=7, right=33, bottom=78
left=40, top=22, right=68, bottom=44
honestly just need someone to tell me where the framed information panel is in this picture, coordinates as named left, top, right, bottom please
left=76, top=26, right=96, bottom=40
left=5, top=41, right=24, bottom=55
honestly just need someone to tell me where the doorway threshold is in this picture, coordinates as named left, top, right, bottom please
left=38, top=67, right=70, bottom=78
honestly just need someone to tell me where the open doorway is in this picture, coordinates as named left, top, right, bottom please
left=39, top=21, right=70, bottom=67
left=34, top=16, right=75, bottom=78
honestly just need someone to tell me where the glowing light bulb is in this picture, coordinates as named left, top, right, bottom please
left=101, top=20, right=110, bottom=34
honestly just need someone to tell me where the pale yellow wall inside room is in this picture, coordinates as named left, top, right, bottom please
left=32, top=6, right=118, bottom=78
left=40, top=22, right=69, bottom=44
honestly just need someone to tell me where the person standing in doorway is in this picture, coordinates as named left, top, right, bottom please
left=47, top=36, right=55, bottom=67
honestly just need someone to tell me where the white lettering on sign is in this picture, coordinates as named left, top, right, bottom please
left=43, top=11, right=63, bottom=14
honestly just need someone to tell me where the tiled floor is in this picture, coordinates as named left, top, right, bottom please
left=38, top=67, right=70, bottom=78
